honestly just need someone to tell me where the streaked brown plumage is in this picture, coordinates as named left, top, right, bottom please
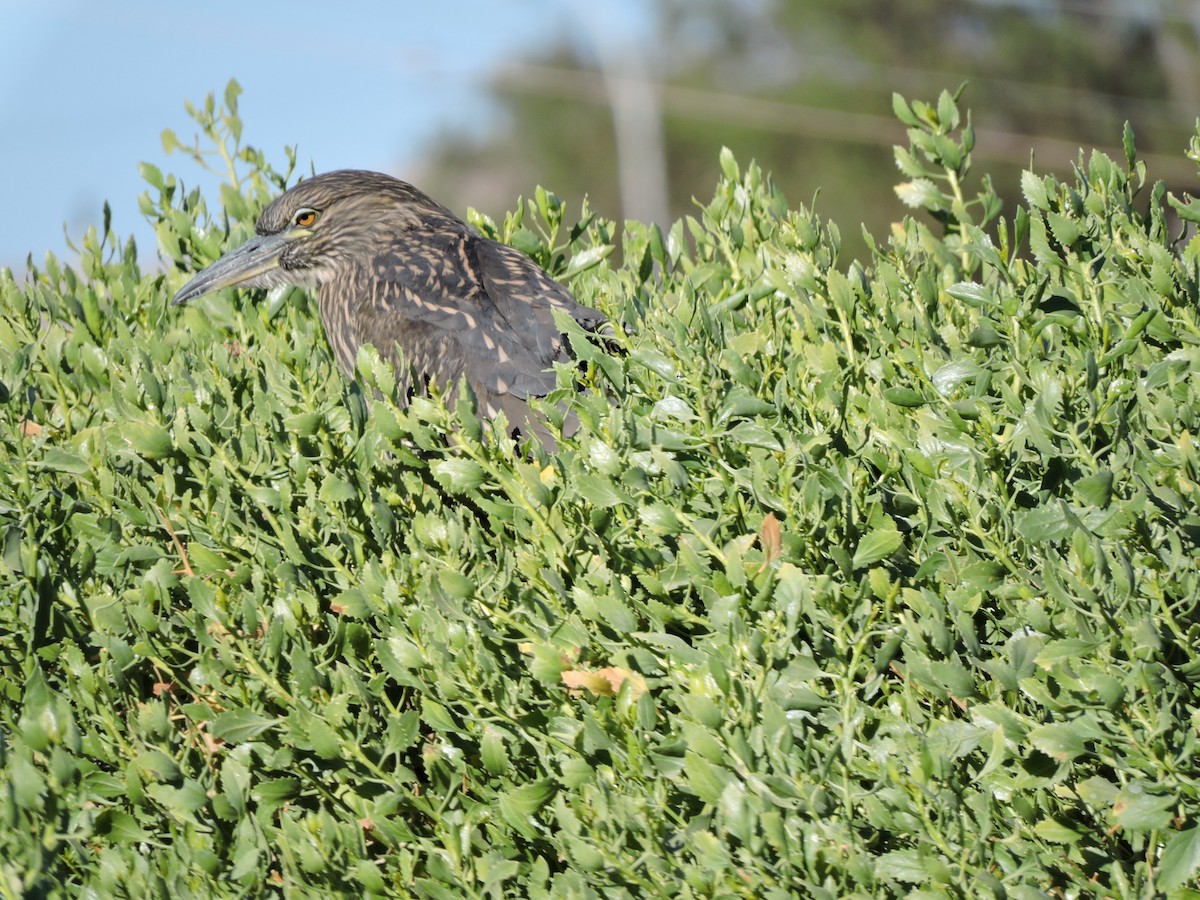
left=172, top=170, right=607, bottom=442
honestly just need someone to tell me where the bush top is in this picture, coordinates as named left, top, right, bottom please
left=3, top=82, right=1200, bottom=896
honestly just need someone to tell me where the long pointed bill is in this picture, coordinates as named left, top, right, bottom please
left=171, top=231, right=292, bottom=305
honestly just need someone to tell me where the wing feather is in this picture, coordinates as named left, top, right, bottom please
left=347, top=218, right=606, bottom=408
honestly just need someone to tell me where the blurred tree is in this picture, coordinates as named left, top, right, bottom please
left=414, top=0, right=1200, bottom=259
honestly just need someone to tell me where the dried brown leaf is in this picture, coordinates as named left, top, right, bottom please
left=760, top=512, right=781, bottom=563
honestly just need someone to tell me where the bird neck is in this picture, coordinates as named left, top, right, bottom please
left=316, top=282, right=362, bottom=377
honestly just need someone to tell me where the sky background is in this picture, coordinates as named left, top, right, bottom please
left=0, top=0, right=652, bottom=270
left=5, top=2, right=1199, bottom=275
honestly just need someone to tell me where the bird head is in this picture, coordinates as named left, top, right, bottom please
left=171, top=170, right=451, bottom=306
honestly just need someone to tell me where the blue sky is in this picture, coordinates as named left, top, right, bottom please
left=0, top=1, right=652, bottom=269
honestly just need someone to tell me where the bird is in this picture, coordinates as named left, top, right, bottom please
left=171, top=169, right=610, bottom=443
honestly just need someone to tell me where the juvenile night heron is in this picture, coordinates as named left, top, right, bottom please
left=172, top=169, right=609, bottom=442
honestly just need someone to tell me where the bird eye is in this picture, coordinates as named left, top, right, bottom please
left=294, top=209, right=318, bottom=228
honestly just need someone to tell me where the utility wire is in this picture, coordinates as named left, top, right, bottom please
left=495, top=62, right=1199, bottom=184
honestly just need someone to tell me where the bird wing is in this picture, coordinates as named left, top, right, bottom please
left=470, top=238, right=609, bottom=361
left=352, top=221, right=606, bottom=403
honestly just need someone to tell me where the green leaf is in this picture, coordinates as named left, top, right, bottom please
left=946, top=281, right=989, bottom=308
left=534, top=184, right=553, bottom=223
left=883, top=387, right=926, bottom=407
left=562, top=244, right=613, bottom=280
left=481, top=729, right=509, bottom=776
left=852, top=526, right=903, bottom=569
left=210, top=709, right=277, bottom=743
left=894, top=178, right=945, bottom=210
left=1021, top=170, right=1048, bottom=210
left=936, top=89, right=959, bottom=130
left=728, top=421, right=782, bottom=451
left=1016, top=503, right=1075, bottom=543
left=575, top=474, right=628, bottom=508
left=893, top=147, right=929, bottom=179
left=717, top=389, right=774, bottom=422
left=432, top=458, right=486, bottom=492
left=931, top=360, right=982, bottom=395
left=639, top=502, right=682, bottom=536
left=224, top=78, right=242, bottom=113
left=34, top=448, right=91, bottom=475
left=1122, top=120, right=1137, bottom=171
left=254, top=777, right=300, bottom=804
left=134, top=750, right=181, bottom=783
left=1074, top=470, right=1113, bottom=508
left=526, top=644, right=568, bottom=685
left=305, top=716, right=343, bottom=759
left=124, top=422, right=173, bottom=458
left=140, top=161, right=165, bottom=190
left=1047, top=212, right=1081, bottom=247
left=966, top=323, right=1004, bottom=347
left=891, top=92, right=920, bottom=127
left=1035, top=639, right=1100, bottom=668
left=1028, top=723, right=1088, bottom=761
left=318, top=476, right=357, bottom=505
left=719, top=146, right=739, bottom=181
left=632, top=347, right=675, bottom=379
left=684, top=752, right=731, bottom=804
left=437, top=569, right=474, bottom=601
left=498, top=780, right=555, bottom=837
left=1033, top=817, right=1084, bottom=845
left=1168, top=193, right=1200, bottom=224
left=876, top=849, right=927, bottom=884
left=1112, top=784, right=1174, bottom=833
left=17, top=668, right=72, bottom=752
left=1158, top=826, right=1200, bottom=890
left=98, top=810, right=153, bottom=844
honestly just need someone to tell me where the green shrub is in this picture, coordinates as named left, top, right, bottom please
left=3, top=80, right=1200, bottom=897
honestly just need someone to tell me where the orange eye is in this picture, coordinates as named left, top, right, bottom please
left=294, top=209, right=318, bottom=228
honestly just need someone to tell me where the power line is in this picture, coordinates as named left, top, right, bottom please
left=495, top=62, right=1200, bottom=184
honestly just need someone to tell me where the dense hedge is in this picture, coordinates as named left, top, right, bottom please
left=3, top=83, right=1200, bottom=896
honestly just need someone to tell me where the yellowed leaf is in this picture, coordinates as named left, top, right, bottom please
left=561, top=669, right=615, bottom=695
left=562, top=666, right=648, bottom=699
